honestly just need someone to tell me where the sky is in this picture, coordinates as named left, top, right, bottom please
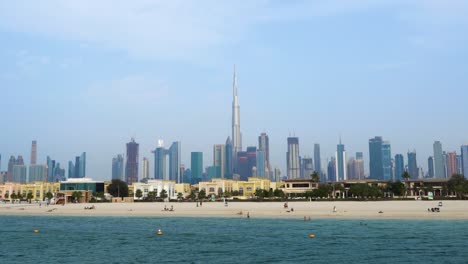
left=1, top=0, right=468, bottom=180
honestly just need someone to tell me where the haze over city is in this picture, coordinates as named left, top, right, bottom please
left=1, top=1, right=468, bottom=180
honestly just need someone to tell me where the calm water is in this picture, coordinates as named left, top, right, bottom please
left=0, top=216, right=467, bottom=264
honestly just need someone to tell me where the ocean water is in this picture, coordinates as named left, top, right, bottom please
left=0, top=216, right=467, bottom=264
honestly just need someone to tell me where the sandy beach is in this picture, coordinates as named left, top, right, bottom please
left=1, top=200, right=467, bottom=220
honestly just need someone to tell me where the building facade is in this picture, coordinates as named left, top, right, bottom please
left=287, top=137, right=300, bottom=179
left=125, top=138, right=139, bottom=185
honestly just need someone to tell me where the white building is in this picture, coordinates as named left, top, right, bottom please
left=133, top=180, right=176, bottom=200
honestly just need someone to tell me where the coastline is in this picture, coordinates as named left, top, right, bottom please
left=1, top=200, right=467, bottom=220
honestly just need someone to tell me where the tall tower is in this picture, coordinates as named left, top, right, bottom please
left=31, top=140, right=37, bottom=165
left=287, top=137, right=300, bottom=179
left=461, top=145, right=468, bottom=178
left=213, top=144, right=226, bottom=179
left=407, top=151, right=418, bottom=179
left=369, top=136, right=383, bottom=180
left=125, top=138, right=139, bottom=185
left=335, top=138, right=347, bottom=181
left=232, top=65, right=242, bottom=172
left=382, top=141, right=392, bottom=181
left=433, top=141, right=444, bottom=178
left=142, top=157, right=149, bottom=180
left=258, top=133, right=270, bottom=171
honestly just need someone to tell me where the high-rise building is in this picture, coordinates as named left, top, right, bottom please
left=355, top=152, right=365, bottom=179
left=213, top=144, right=226, bottom=179
left=369, top=137, right=384, bottom=180
left=153, top=140, right=166, bottom=180
left=246, top=147, right=257, bottom=179
left=456, top=155, right=462, bottom=175
left=225, top=137, right=233, bottom=178
left=142, top=157, right=149, bottom=180
left=258, top=133, right=270, bottom=171
left=168, top=141, right=181, bottom=183
left=327, top=157, right=336, bottom=182
left=179, top=164, right=185, bottom=183
left=335, top=139, right=347, bottom=181
left=30, top=140, right=37, bottom=165
left=382, top=141, right=392, bottom=181
left=433, top=141, right=444, bottom=178
left=70, top=152, right=86, bottom=179
left=191, top=152, right=203, bottom=184
left=301, top=157, right=314, bottom=179
left=13, top=164, right=27, bottom=183
left=7, top=156, right=17, bottom=182
left=47, top=156, right=55, bottom=182
left=461, top=145, right=468, bottom=178
left=407, top=151, right=418, bottom=179
left=232, top=65, right=242, bottom=173
left=428, top=156, right=434, bottom=178
left=394, top=154, right=404, bottom=181
left=29, top=164, right=47, bottom=182
left=274, top=167, right=281, bottom=182
left=446, top=152, right=457, bottom=178
left=237, top=151, right=249, bottom=181
left=256, top=150, right=266, bottom=178
left=111, top=154, right=124, bottom=180
left=287, top=137, right=300, bottom=179
left=68, top=161, right=75, bottom=179
left=314, top=144, right=321, bottom=175
left=125, top=138, right=139, bottom=185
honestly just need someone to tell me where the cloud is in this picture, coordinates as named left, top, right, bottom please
left=0, top=1, right=467, bottom=60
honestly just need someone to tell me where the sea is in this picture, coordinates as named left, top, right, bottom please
left=0, top=216, right=467, bottom=264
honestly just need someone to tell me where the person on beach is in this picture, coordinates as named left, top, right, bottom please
left=247, top=212, right=250, bottom=218
left=333, top=206, right=337, bottom=213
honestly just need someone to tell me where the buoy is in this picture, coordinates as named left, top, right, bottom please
left=33, top=229, right=40, bottom=233
left=157, top=229, right=163, bottom=235
left=309, top=234, right=315, bottom=239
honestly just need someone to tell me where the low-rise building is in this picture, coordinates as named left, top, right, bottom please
left=60, top=178, right=105, bottom=193
left=133, top=180, right=176, bottom=200
left=0, top=181, right=60, bottom=201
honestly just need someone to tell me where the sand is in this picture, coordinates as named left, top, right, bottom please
left=1, top=200, right=467, bottom=220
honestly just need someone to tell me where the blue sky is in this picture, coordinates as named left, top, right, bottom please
left=1, top=1, right=468, bottom=180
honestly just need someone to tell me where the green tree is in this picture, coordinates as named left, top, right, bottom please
left=188, top=190, right=196, bottom=200
left=26, top=192, right=34, bottom=203
left=17, top=193, right=23, bottom=201
left=232, top=190, right=240, bottom=196
left=273, top=189, right=285, bottom=198
left=198, top=189, right=206, bottom=199
left=447, top=174, right=468, bottom=199
left=402, top=171, right=411, bottom=197
left=311, top=171, right=320, bottom=182
left=254, top=189, right=264, bottom=198
left=147, top=191, right=157, bottom=201
left=10, top=192, right=17, bottom=201
left=4, top=193, right=9, bottom=199
left=45, top=192, right=54, bottom=201
left=389, top=181, right=406, bottom=196
left=177, top=192, right=184, bottom=200
left=72, top=191, right=83, bottom=203
left=107, top=179, right=129, bottom=198
left=135, top=189, right=143, bottom=200
left=160, top=189, right=168, bottom=199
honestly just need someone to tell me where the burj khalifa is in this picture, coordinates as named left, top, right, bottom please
left=232, top=65, right=242, bottom=172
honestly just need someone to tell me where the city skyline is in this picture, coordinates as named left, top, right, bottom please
left=1, top=2, right=468, bottom=180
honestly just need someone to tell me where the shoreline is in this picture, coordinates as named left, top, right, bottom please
left=1, top=201, right=467, bottom=220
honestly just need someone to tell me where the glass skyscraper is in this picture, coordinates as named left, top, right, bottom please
left=168, top=142, right=181, bottom=183
left=190, top=152, right=203, bottom=184
left=153, top=145, right=166, bottom=180
left=335, top=140, right=347, bottom=181
left=433, top=141, right=444, bottom=178
left=125, top=138, right=139, bottom=185
left=213, top=144, right=226, bottom=179
left=29, top=164, right=47, bottom=182
left=225, top=137, right=233, bottom=179
left=369, top=137, right=384, bottom=180
left=428, top=156, right=434, bottom=178
left=314, top=144, right=322, bottom=177
left=394, top=154, right=404, bottom=181
left=461, top=145, right=468, bottom=178
left=407, top=151, right=418, bottom=179
left=112, top=154, right=124, bottom=180
left=382, top=141, right=392, bottom=181
left=287, top=137, right=300, bottom=179
left=256, top=150, right=265, bottom=178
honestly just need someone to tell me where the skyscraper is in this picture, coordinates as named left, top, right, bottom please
left=68, top=161, right=75, bottom=179
left=70, top=152, right=86, bottom=178
left=7, top=156, right=17, bottom=182
left=382, top=141, right=392, bottom=181
left=446, top=152, right=457, bottom=178
left=274, top=167, right=281, bottom=182
left=191, top=152, right=203, bottom=184
left=213, top=144, right=226, bottom=179
left=428, top=156, right=434, bottom=178
left=225, top=137, right=233, bottom=179
left=29, top=164, right=47, bottom=182
left=301, top=157, right=314, bottom=179
left=335, top=139, right=347, bottom=181
left=247, top=146, right=257, bottom=178
left=112, top=154, right=124, bottom=180
left=12, top=164, right=27, bottom=183
left=407, top=151, right=418, bottom=179
left=153, top=140, right=166, bottom=180
left=461, top=145, right=468, bottom=178
left=79, top=152, right=86, bottom=177
left=314, top=144, right=322, bottom=175
left=168, top=141, right=181, bottom=183
left=355, top=152, right=365, bottom=179
left=369, top=137, right=384, bottom=180
left=327, top=157, right=336, bottom=182
left=433, top=141, right=444, bottom=178
left=125, top=138, right=139, bottom=185
left=287, top=137, right=300, bottom=179
left=256, top=150, right=266, bottom=178
left=236, top=151, right=249, bottom=180
left=394, top=154, right=404, bottom=181
left=232, top=65, right=242, bottom=172
left=30, top=140, right=37, bottom=165
left=258, top=133, right=270, bottom=171
left=142, top=157, right=149, bottom=180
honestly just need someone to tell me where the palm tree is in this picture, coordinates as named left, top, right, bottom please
left=71, top=191, right=83, bottom=203
left=27, top=192, right=34, bottom=203
left=402, top=171, right=410, bottom=197
left=177, top=192, right=184, bottom=201
left=311, top=171, right=320, bottom=182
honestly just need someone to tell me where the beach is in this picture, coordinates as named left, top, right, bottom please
left=1, top=200, right=467, bottom=219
